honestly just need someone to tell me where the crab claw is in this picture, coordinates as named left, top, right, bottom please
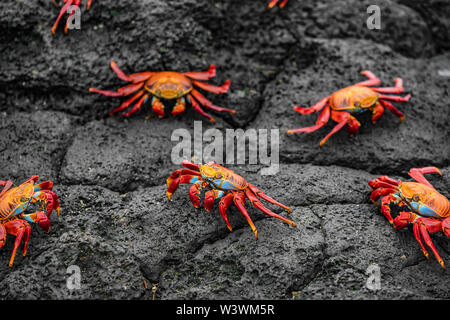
left=24, top=211, right=51, bottom=233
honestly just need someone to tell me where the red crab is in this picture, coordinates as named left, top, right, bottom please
left=369, top=167, right=450, bottom=269
left=268, top=0, right=288, bottom=8
left=287, top=71, right=411, bottom=146
left=0, top=176, right=60, bottom=267
left=51, top=0, right=93, bottom=35
left=166, top=161, right=296, bottom=239
left=90, top=61, right=234, bottom=122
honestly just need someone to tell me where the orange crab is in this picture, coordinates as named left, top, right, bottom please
left=51, top=0, right=93, bottom=35
left=166, top=161, right=296, bottom=239
left=268, top=0, right=288, bottom=8
left=0, top=176, right=60, bottom=267
left=90, top=62, right=235, bottom=122
left=369, top=167, right=450, bottom=269
left=287, top=71, right=411, bottom=146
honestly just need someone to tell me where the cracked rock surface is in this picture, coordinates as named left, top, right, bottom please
left=0, top=0, right=449, bottom=299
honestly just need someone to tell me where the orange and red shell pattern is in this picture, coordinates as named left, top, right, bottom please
left=287, top=71, right=411, bottom=146
left=166, top=161, right=296, bottom=239
left=369, top=167, right=450, bottom=269
left=0, top=176, right=60, bottom=267
left=90, top=62, right=235, bottom=122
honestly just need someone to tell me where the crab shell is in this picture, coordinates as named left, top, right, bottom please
left=0, top=181, right=34, bottom=220
left=397, top=181, right=450, bottom=219
left=144, top=72, right=193, bottom=100
left=330, top=86, right=378, bottom=113
left=199, top=162, right=248, bottom=191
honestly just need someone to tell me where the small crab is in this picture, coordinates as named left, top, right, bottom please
left=0, top=176, right=60, bottom=267
left=51, top=0, right=93, bottom=35
left=287, top=71, right=411, bottom=146
left=268, top=0, right=288, bottom=8
left=369, top=167, right=450, bottom=269
left=166, top=161, right=296, bottom=239
left=90, top=61, right=235, bottom=122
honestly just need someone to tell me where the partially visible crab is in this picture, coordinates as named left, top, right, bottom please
left=369, top=167, right=450, bottom=269
left=268, top=0, right=288, bottom=8
left=51, top=0, right=93, bottom=35
left=90, top=61, right=234, bottom=122
left=166, top=161, right=296, bottom=239
left=0, top=176, right=60, bottom=267
left=287, top=71, right=411, bottom=146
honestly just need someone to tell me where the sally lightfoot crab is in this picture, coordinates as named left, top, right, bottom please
left=0, top=176, right=60, bottom=267
left=51, top=0, right=93, bottom=35
left=287, top=71, right=411, bottom=146
left=90, top=62, right=234, bottom=122
left=369, top=167, right=450, bottom=269
left=268, top=0, right=288, bottom=8
left=166, top=161, right=296, bottom=239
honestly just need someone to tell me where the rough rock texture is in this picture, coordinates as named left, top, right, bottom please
left=0, top=0, right=449, bottom=299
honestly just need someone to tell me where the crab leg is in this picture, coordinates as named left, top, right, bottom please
left=413, top=217, right=445, bottom=269
left=371, top=78, right=405, bottom=94
left=172, top=97, right=186, bottom=116
left=31, top=190, right=60, bottom=217
left=51, top=0, right=74, bottom=35
left=371, top=102, right=385, bottom=124
left=380, top=194, right=401, bottom=225
left=189, top=181, right=206, bottom=208
left=151, top=97, right=165, bottom=118
left=268, top=0, right=288, bottom=8
left=166, top=175, right=201, bottom=200
left=23, top=211, right=51, bottom=233
left=166, top=169, right=201, bottom=188
left=183, top=65, right=216, bottom=81
left=34, top=180, right=53, bottom=192
left=219, top=193, right=234, bottom=232
left=233, top=192, right=258, bottom=240
left=245, top=189, right=296, bottom=227
left=0, top=180, right=13, bottom=197
left=190, top=90, right=235, bottom=113
left=182, top=160, right=201, bottom=171
left=408, top=167, right=442, bottom=189
left=370, top=188, right=398, bottom=204
left=90, top=82, right=144, bottom=97
left=286, top=106, right=330, bottom=134
left=378, top=94, right=411, bottom=103
left=379, top=99, right=405, bottom=121
left=4, top=219, right=31, bottom=267
left=109, top=61, right=154, bottom=83
left=109, top=90, right=145, bottom=116
left=354, top=71, right=381, bottom=87
left=293, top=97, right=329, bottom=115
left=369, top=176, right=399, bottom=190
left=188, top=95, right=216, bottom=123
left=319, top=110, right=350, bottom=146
left=205, top=190, right=224, bottom=212
left=120, top=94, right=150, bottom=117
left=248, top=184, right=292, bottom=213
left=0, top=224, right=6, bottom=250
left=192, top=80, right=231, bottom=95
left=347, top=115, right=361, bottom=136
left=63, top=0, right=81, bottom=34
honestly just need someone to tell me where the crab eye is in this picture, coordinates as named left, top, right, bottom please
left=216, top=173, right=222, bottom=179
left=413, top=195, right=420, bottom=202
left=354, top=101, right=360, bottom=107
